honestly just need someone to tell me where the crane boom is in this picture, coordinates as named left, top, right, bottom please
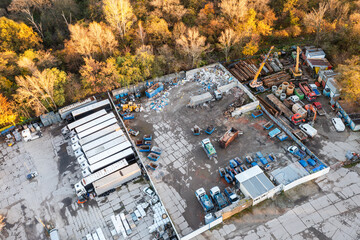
left=295, top=46, right=300, bottom=73
left=250, top=46, right=274, bottom=88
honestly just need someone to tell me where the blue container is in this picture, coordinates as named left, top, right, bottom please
left=230, top=159, right=238, bottom=168
left=307, top=158, right=316, bottom=166
left=299, top=160, right=308, bottom=167
left=146, top=83, right=164, bottom=98
left=251, top=162, right=258, bottom=167
left=260, top=157, right=268, bottom=165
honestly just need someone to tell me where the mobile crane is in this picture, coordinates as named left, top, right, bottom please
left=290, top=46, right=302, bottom=78
left=249, top=46, right=274, bottom=91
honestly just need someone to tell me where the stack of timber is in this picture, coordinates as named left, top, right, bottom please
left=229, top=57, right=284, bottom=82
left=262, top=71, right=292, bottom=87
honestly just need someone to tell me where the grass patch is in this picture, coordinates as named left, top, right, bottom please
left=343, top=161, right=360, bottom=168
left=133, top=176, right=145, bottom=184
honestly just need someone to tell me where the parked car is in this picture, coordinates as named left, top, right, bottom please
left=289, top=95, right=300, bottom=103
left=299, top=124, right=317, bottom=138
left=331, top=118, right=345, bottom=132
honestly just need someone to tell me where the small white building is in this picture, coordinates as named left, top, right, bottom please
left=235, top=165, right=280, bottom=205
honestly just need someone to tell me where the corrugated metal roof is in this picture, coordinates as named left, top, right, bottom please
left=236, top=165, right=276, bottom=199
left=270, top=162, right=309, bottom=185
left=307, top=58, right=332, bottom=67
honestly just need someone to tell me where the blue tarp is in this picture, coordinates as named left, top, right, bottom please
left=0, top=125, right=15, bottom=136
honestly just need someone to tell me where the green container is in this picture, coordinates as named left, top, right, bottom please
left=295, top=88, right=304, bottom=100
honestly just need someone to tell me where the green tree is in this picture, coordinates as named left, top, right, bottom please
left=0, top=17, right=41, bottom=53
left=145, top=16, right=171, bottom=46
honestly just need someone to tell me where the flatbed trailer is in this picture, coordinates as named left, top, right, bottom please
left=267, top=94, right=294, bottom=120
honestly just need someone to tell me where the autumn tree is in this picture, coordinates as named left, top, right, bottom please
left=65, top=22, right=118, bottom=59
left=15, top=68, right=67, bottom=115
left=0, top=17, right=41, bottom=53
left=151, top=0, right=187, bottom=24
left=103, top=0, right=136, bottom=39
left=176, top=27, right=209, bottom=67
left=80, top=57, right=121, bottom=95
left=304, top=2, right=329, bottom=45
left=17, top=49, right=59, bottom=74
left=145, top=16, right=171, bottom=46
left=117, top=48, right=156, bottom=86
left=0, top=51, right=19, bottom=96
left=242, top=40, right=259, bottom=56
left=336, top=57, right=360, bottom=102
left=220, top=0, right=247, bottom=23
left=0, top=94, right=17, bottom=127
left=218, top=28, right=240, bottom=62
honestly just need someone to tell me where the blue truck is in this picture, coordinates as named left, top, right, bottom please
left=195, top=188, right=215, bottom=212
left=224, top=187, right=239, bottom=204
left=210, top=186, right=228, bottom=210
left=288, top=145, right=306, bottom=159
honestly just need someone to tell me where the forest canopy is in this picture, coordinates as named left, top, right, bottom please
left=0, top=0, right=360, bottom=127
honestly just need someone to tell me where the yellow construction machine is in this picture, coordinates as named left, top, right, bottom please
left=122, top=102, right=140, bottom=112
left=249, top=46, right=274, bottom=91
left=290, top=46, right=302, bottom=78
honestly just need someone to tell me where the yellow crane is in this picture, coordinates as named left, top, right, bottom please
left=249, top=46, right=274, bottom=90
left=291, top=46, right=302, bottom=78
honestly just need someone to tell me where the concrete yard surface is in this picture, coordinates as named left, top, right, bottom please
left=128, top=78, right=302, bottom=236
left=0, top=125, right=169, bottom=240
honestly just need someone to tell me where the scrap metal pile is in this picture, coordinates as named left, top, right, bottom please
left=229, top=56, right=284, bottom=82
left=224, top=87, right=247, bottom=117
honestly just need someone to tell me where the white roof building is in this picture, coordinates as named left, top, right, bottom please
left=235, top=165, right=280, bottom=205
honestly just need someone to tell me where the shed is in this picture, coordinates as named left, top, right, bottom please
left=40, top=112, right=61, bottom=127
left=305, top=49, right=326, bottom=59
left=324, top=78, right=341, bottom=98
left=336, top=100, right=360, bottom=131
left=270, top=162, right=309, bottom=187
left=306, top=58, right=332, bottom=73
left=318, top=70, right=338, bottom=88
left=58, top=96, right=97, bottom=119
left=235, top=165, right=279, bottom=205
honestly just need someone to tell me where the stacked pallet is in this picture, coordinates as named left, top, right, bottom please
left=262, top=71, right=292, bottom=87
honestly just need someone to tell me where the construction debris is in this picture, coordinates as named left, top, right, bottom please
left=262, top=71, right=292, bottom=88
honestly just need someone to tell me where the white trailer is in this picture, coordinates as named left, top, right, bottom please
left=111, top=215, right=127, bottom=238
left=89, top=146, right=133, bottom=173
left=120, top=213, right=132, bottom=235
left=95, top=228, right=106, bottom=240
left=93, top=164, right=141, bottom=196
left=77, top=118, right=117, bottom=139
left=81, top=159, right=129, bottom=186
left=87, top=141, right=131, bottom=165
left=79, top=124, right=120, bottom=146
left=72, top=99, right=111, bottom=120
left=85, top=135, right=127, bottom=159
left=75, top=113, right=115, bottom=134
left=66, top=109, right=107, bottom=132
left=82, top=130, right=124, bottom=153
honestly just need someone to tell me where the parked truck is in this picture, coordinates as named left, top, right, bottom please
left=312, top=102, right=325, bottom=116
left=210, top=186, right=228, bottom=210
left=219, top=127, right=239, bottom=148
left=195, top=188, right=215, bottom=212
left=224, top=187, right=240, bottom=204
left=201, top=138, right=217, bottom=161
left=187, top=92, right=213, bottom=107
left=299, top=82, right=316, bottom=101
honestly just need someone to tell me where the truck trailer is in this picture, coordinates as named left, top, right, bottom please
left=71, top=99, right=111, bottom=120
left=93, top=164, right=141, bottom=196
left=79, top=124, right=121, bottom=146
left=77, top=118, right=118, bottom=139
left=74, top=113, right=115, bottom=134
left=87, top=141, right=132, bottom=165
left=84, top=135, right=127, bottom=159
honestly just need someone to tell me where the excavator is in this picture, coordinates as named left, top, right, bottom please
left=304, top=104, right=317, bottom=125
left=290, top=46, right=302, bottom=78
left=249, top=46, right=274, bottom=91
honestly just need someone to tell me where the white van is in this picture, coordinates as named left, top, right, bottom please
left=299, top=124, right=317, bottom=138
